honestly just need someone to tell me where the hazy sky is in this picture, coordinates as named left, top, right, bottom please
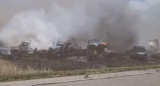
left=0, top=0, right=148, bottom=26
left=0, top=0, right=160, bottom=48
left=0, top=0, right=153, bottom=24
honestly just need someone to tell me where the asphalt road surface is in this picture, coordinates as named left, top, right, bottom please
left=1, top=69, right=160, bottom=86
left=44, top=72, right=160, bottom=86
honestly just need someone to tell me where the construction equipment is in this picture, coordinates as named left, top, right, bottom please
left=11, top=41, right=33, bottom=57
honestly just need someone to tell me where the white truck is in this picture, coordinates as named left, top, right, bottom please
left=11, top=41, right=33, bottom=56
left=148, top=39, right=159, bottom=54
left=147, top=39, right=160, bottom=59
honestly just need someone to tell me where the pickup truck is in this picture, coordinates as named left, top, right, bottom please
left=128, top=46, right=148, bottom=61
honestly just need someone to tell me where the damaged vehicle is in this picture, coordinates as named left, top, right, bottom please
left=147, top=39, right=160, bottom=59
left=128, top=46, right=148, bottom=61
left=48, top=40, right=76, bottom=58
left=11, top=41, right=34, bottom=57
left=87, top=39, right=107, bottom=55
left=87, top=39, right=107, bottom=61
left=48, top=41, right=64, bottom=58
left=0, top=47, right=18, bottom=60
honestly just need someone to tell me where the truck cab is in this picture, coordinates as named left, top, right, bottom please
left=11, top=41, right=33, bottom=57
left=53, top=42, right=63, bottom=51
left=87, top=39, right=107, bottom=56
left=129, top=46, right=148, bottom=61
left=19, top=41, right=31, bottom=52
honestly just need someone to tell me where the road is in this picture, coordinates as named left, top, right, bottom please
left=45, top=71, right=160, bottom=86
left=0, top=69, right=160, bottom=86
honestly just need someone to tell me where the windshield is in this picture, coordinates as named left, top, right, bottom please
left=134, top=48, right=146, bottom=52
left=20, top=42, right=29, bottom=46
left=88, top=39, right=100, bottom=44
left=56, top=43, right=63, bottom=46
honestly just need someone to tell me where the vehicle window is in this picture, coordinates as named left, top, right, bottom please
left=21, top=42, right=28, bottom=46
left=135, top=48, right=146, bottom=52
left=56, top=43, right=62, bottom=46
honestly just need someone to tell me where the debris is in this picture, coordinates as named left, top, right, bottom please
left=84, top=74, right=90, bottom=79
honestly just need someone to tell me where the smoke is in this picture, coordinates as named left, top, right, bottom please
left=0, top=0, right=159, bottom=51
left=130, top=0, right=160, bottom=46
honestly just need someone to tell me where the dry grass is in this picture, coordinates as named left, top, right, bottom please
left=1, top=56, right=160, bottom=82
left=0, top=59, right=54, bottom=82
left=0, top=59, right=51, bottom=76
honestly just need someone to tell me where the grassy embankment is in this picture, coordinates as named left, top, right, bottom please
left=0, top=58, right=160, bottom=82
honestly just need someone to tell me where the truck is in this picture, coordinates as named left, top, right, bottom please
left=48, top=40, right=78, bottom=58
left=87, top=39, right=107, bottom=61
left=11, top=41, right=33, bottom=57
left=147, top=39, right=160, bottom=59
left=48, top=41, right=64, bottom=58
left=128, top=46, right=148, bottom=61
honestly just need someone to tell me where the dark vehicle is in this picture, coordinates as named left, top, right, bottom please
left=48, top=41, right=64, bottom=58
left=48, top=40, right=76, bottom=58
left=87, top=39, right=107, bottom=55
left=87, top=39, right=107, bottom=61
left=129, top=46, right=148, bottom=61
left=0, top=47, right=18, bottom=60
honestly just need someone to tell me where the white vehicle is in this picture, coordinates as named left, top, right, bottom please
left=53, top=42, right=63, bottom=50
left=11, top=41, right=33, bottom=56
left=147, top=39, right=160, bottom=55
